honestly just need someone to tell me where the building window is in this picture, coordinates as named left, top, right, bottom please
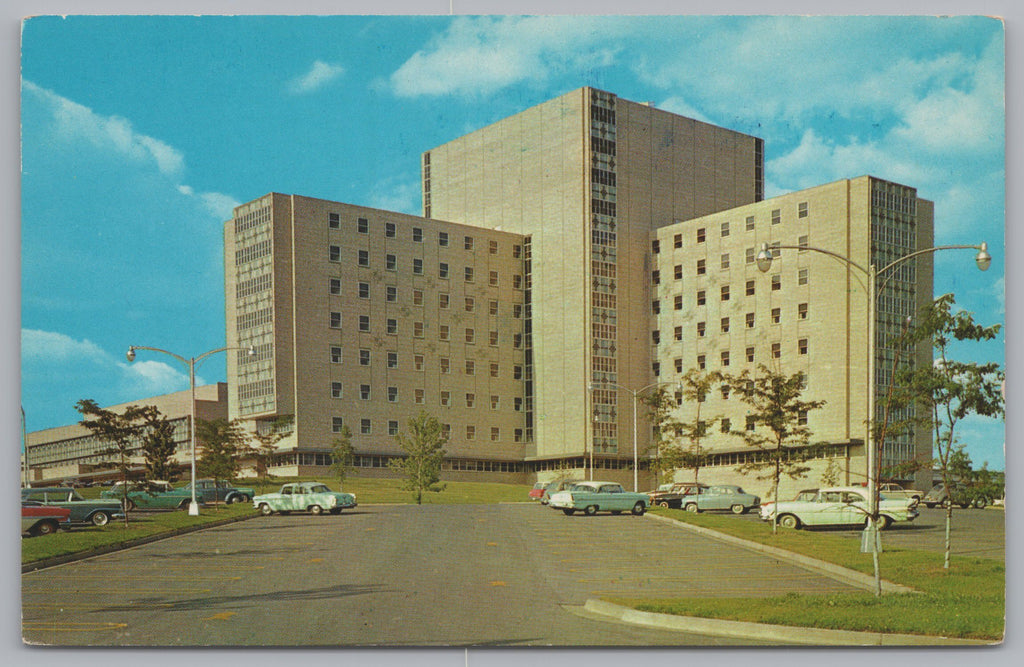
left=358, top=250, right=369, bottom=267
left=513, top=333, right=523, bottom=348
left=389, top=420, right=399, bottom=436
left=440, top=391, right=451, bottom=407
left=358, top=217, right=368, bottom=233
left=674, top=264, right=683, bottom=280
left=746, top=346, right=755, bottom=363
left=413, top=290, right=423, bottom=306
left=771, top=209, right=781, bottom=225
left=798, top=338, right=808, bottom=355
left=674, top=295, right=683, bottom=311
left=330, top=278, right=341, bottom=295
left=466, top=328, right=476, bottom=344
left=513, top=365, right=523, bottom=380
left=674, top=358, right=683, bottom=373
left=721, top=385, right=731, bottom=400
left=358, top=315, right=370, bottom=332
left=331, top=346, right=342, bottom=363
left=361, top=419, right=371, bottom=435
left=652, top=270, right=660, bottom=285
left=330, top=312, right=342, bottom=329
left=746, top=247, right=755, bottom=264
left=746, top=280, right=755, bottom=296
left=798, top=268, right=809, bottom=285
left=746, top=415, right=756, bottom=431
left=652, top=300, right=660, bottom=314
left=388, top=386, right=398, bottom=403
left=439, top=325, right=449, bottom=341
left=721, top=418, right=731, bottom=433
left=465, top=393, right=476, bottom=408
left=329, top=212, right=340, bottom=229
left=439, top=262, right=449, bottom=279
left=514, top=397, right=523, bottom=411
left=359, top=349, right=371, bottom=366
left=332, top=417, right=344, bottom=433
left=440, top=358, right=450, bottom=374
left=697, top=321, right=706, bottom=337
left=771, top=308, right=781, bottom=324
left=386, top=286, right=397, bottom=302
left=721, top=317, right=730, bottom=333
left=771, top=274, right=781, bottom=291
left=513, top=274, right=523, bottom=289
left=386, top=254, right=396, bottom=271
left=513, top=244, right=522, bottom=258
left=490, top=427, right=500, bottom=442
left=439, top=293, right=450, bottom=309
left=696, top=290, right=706, bottom=306
left=490, top=395, right=499, bottom=410
left=652, top=240, right=660, bottom=254
left=466, top=425, right=476, bottom=440
left=798, top=202, right=809, bottom=218
left=465, top=267, right=474, bottom=282
left=464, top=236, right=474, bottom=250
left=385, top=222, right=396, bottom=238
left=439, top=231, right=449, bottom=247
left=697, top=354, right=706, bottom=370
left=414, top=321, right=424, bottom=338
left=653, top=362, right=661, bottom=376
left=798, top=234, right=809, bottom=249
left=721, top=351, right=730, bottom=367
left=360, top=384, right=371, bottom=400
left=721, top=253, right=730, bottom=270
left=331, top=382, right=343, bottom=399
left=490, top=363, right=499, bottom=377
left=414, top=389, right=425, bottom=404
left=489, top=240, right=498, bottom=254
left=465, top=297, right=475, bottom=312
left=697, top=228, right=706, bottom=243
left=413, top=259, right=423, bottom=275
left=696, top=259, right=706, bottom=275
left=329, top=245, right=341, bottom=262
left=413, top=227, right=423, bottom=242
left=358, top=282, right=370, bottom=299
left=673, top=325, right=683, bottom=341
left=772, top=342, right=781, bottom=359
left=721, top=285, right=730, bottom=301
left=745, top=312, right=755, bottom=329
left=489, top=331, right=498, bottom=346
left=489, top=271, right=499, bottom=286
left=490, top=300, right=499, bottom=315
left=513, top=304, right=523, bottom=318
left=465, top=360, right=475, bottom=375
left=721, top=221, right=730, bottom=237
left=798, top=410, right=808, bottom=426
left=674, top=233, right=683, bottom=249
left=652, top=330, right=660, bottom=345
left=798, top=303, right=809, bottom=320
left=414, top=354, right=424, bottom=371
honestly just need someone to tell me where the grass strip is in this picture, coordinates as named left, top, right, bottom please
left=611, top=508, right=1005, bottom=640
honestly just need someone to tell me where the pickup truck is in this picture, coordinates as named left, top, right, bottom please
left=878, top=482, right=925, bottom=503
left=647, top=482, right=706, bottom=508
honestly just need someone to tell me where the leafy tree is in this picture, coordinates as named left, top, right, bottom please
left=329, top=424, right=357, bottom=490
left=820, top=456, right=842, bottom=487
left=727, top=365, right=826, bottom=533
left=196, top=418, right=248, bottom=507
left=895, top=294, right=1004, bottom=569
left=643, top=369, right=723, bottom=485
left=75, top=399, right=149, bottom=526
left=389, top=411, right=448, bottom=504
left=247, top=415, right=293, bottom=492
left=138, top=406, right=179, bottom=483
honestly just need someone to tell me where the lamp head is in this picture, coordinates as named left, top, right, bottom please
left=126, top=347, right=136, bottom=363
left=755, top=243, right=773, bottom=273
left=247, top=345, right=256, bottom=357
left=975, top=242, right=992, bottom=271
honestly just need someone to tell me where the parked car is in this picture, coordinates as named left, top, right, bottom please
left=648, top=481, right=706, bottom=508
left=548, top=481, right=650, bottom=516
left=253, top=482, right=357, bottom=515
left=922, top=482, right=990, bottom=509
left=528, top=482, right=547, bottom=501
left=761, top=486, right=918, bottom=530
left=878, top=482, right=925, bottom=503
left=759, top=488, right=819, bottom=521
left=101, top=480, right=174, bottom=501
left=114, top=478, right=254, bottom=511
left=22, top=504, right=71, bottom=537
left=21, top=487, right=124, bottom=527
left=540, top=479, right=580, bottom=505
left=681, top=485, right=761, bottom=514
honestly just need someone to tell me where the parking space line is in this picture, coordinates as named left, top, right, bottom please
left=23, top=621, right=128, bottom=632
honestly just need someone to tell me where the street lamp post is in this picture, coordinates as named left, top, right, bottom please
left=127, top=344, right=254, bottom=515
left=588, top=380, right=684, bottom=492
left=754, top=240, right=990, bottom=573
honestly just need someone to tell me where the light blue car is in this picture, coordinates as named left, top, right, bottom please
left=253, top=482, right=357, bottom=515
left=548, top=481, right=649, bottom=516
left=681, top=484, right=761, bottom=515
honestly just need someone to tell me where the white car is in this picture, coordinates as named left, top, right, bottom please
left=762, top=486, right=918, bottom=529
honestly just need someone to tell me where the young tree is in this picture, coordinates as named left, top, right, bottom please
left=643, top=369, right=723, bottom=485
left=196, top=418, right=248, bottom=507
left=820, top=456, right=842, bottom=487
left=138, top=406, right=179, bottom=483
left=246, top=415, right=293, bottom=493
left=75, top=399, right=149, bottom=526
left=727, top=365, right=826, bottom=533
left=896, top=294, right=1003, bottom=569
left=329, top=424, right=356, bottom=490
left=389, top=411, right=448, bottom=504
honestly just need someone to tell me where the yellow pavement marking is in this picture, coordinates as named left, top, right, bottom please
left=486, top=542, right=498, bottom=546
left=309, top=558, right=324, bottom=563
left=204, top=611, right=236, bottom=621
left=23, top=621, right=128, bottom=632
left=489, top=581, right=507, bottom=587
left=365, top=527, right=376, bottom=531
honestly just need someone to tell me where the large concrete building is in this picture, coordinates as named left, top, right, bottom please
left=222, top=87, right=933, bottom=495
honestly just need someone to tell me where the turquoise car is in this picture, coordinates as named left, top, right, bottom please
left=109, top=478, right=254, bottom=510
left=681, top=485, right=762, bottom=514
left=21, top=487, right=124, bottom=527
left=253, top=482, right=357, bottom=515
left=548, top=481, right=649, bottom=516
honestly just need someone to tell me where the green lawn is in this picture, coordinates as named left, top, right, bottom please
left=608, top=508, right=1005, bottom=640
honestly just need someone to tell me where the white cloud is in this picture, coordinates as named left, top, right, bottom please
left=289, top=60, right=345, bottom=94
left=21, top=329, right=107, bottom=364
left=368, top=179, right=421, bottom=216
left=389, top=16, right=627, bottom=98
left=657, top=97, right=712, bottom=124
left=23, top=80, right=237, bottom=222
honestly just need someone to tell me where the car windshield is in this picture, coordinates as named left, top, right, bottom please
left=309, top=485, right=330, bottom=493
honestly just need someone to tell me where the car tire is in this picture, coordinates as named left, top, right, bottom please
left=730, top=504, right=746, bottom=515
left=259, top=503, right=273, bottom=516
left=122, top=499, right=136, bottom=512
left=924, top=502, right=936, bottom=509
left=657, top=500, right=670, bottom=508
left=631, top=502, right=646, bottom=516
left=584, top=505, right=598, bottom=516
left=684, top=503, right=699, bottom=513
left=877, top=514, right=892, bottom=530
left=778, top=514, right=800, bottom=529
left=91, top=511, right=111, bottom=527
left=31, top=520, right=59, bottom=537
left=562, top=509, right=575, bottom=516
left=179, top=499, right=191, bottom=510
left=974, top=497, right=989, bottom=509
left=309, top=505, right=324, bottom=515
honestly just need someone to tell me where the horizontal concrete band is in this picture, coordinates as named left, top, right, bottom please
left=644, top=512, right=917, bottom=595
left=583, top=599, right=992, bottom=646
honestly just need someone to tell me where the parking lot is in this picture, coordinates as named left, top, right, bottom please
left=23, top=502, right=876, bottom=647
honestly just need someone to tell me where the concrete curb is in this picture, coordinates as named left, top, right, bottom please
left=21, top=511, right=261, bottom=573
left=644, top=512, right=918, bottom=595
left=583, top=599, right=993, bottom=646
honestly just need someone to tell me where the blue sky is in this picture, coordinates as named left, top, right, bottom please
left=19, top=14, right=1007, bottom=469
